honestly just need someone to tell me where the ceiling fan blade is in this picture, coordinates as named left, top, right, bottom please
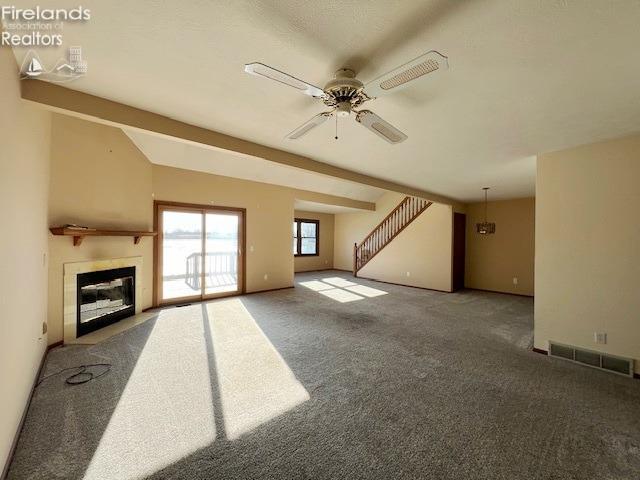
left=244, top=62, right=326, bottom=98
left=364, top=51, right=448, bottom=98
left=286, top=111, right=333, bottom=140
left=355, top=110, right=407, bottom=144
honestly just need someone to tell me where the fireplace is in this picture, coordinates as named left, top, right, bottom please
left=77, top=267, right=136, bottom=337
left=63, top=256, right=143, bottom=343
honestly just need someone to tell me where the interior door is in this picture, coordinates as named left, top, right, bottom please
left=156, top=203, right=244, bottom=305
left=452, top=212, right=466, bottom=291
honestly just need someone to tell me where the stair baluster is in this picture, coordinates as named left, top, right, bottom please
left=353, top=196, right=433, bottom=276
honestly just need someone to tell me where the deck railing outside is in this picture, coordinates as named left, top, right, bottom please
left=184, top=251, right=238, bottom=289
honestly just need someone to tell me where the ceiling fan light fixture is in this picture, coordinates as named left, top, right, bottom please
left=245, top=49, right=449, bottom=143
left=336, top=101, right=351, bottom=118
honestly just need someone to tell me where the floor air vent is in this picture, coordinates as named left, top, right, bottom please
left=548, top=342, right=633, bottom=377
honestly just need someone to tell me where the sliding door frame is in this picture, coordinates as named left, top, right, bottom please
left=153, top=200, right=246, bottom=307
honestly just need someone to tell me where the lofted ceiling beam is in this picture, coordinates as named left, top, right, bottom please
left=21, top=80, right=463, bottom=209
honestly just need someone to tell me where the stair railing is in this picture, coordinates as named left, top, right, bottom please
left=353, top=196, right=433, bottom=275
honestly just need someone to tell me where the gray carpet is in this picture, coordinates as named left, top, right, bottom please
left=7, top=271, right=640, bottom=479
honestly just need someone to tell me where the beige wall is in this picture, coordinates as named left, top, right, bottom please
left=535, top=134, right=640, bottom=370
left=293, top=211, right=334, bottom=272
left=48, top=115, right=155, bottom=345
left=0, top=49, right=51, bottom=472
left=152, top=165, right=294, bottom=293
left=48, top=115, right=361, bottom=344
left=334, top=192, right=453, bottom=291
left=465, top=198, right=535, bottom=296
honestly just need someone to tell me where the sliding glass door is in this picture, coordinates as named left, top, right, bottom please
left=156, top=203, right=244, bottom=305
left=204, top=213, right=240, bottom=296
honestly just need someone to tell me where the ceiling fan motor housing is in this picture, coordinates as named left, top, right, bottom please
left=323, top=68, right=369, bottom=110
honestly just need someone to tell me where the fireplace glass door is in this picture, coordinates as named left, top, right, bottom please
left=77, top=266, right=136, bottom=337
left=158, top=204, right=243, bottom=304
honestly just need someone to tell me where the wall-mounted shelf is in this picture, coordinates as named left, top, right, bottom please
left=50, top=227, right=157, bottom=246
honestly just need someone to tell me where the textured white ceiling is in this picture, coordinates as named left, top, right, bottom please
left=125, top=130, right=385, bottom=203
left=13, top=0, right=640, bottom=201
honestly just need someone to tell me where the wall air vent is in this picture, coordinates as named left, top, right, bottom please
left=548, top=342, right=633, bottom=377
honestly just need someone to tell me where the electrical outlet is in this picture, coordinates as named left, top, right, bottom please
left=324, top=260, right=329, bottom=265
left=594, top=332, right=607, bottom=344
left=263, top=273, right=268, bottom=280
left=250, top=245, right=254, bottom=252
left=406, top=271, right=411, bottom=277
left=513, top=277, right=518, bottom=285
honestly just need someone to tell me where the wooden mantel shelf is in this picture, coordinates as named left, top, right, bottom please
left=50, top=227, right=157, bottom=246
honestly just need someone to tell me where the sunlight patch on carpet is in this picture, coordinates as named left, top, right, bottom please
left=83, top=306, right=216, bottom=480
left=205, top=299, right=309, bottom=440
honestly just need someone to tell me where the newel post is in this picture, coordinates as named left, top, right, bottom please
left=353, top=242, right=358, bottom=277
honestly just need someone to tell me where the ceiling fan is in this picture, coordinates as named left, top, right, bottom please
left=244, top=51, right=448, bottom=144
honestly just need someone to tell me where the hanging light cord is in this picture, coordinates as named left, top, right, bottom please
left=484, top=188, right=488, bottom=222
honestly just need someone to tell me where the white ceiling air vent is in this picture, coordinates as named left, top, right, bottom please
left=548, top=341, right=633, bottom=377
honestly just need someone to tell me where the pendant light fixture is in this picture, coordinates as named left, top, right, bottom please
left=476, top=187, right=496, bottom=235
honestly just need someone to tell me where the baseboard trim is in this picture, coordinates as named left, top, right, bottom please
left=1, top=341, right=55, bottom=480
left=354, top=275, right=452, bottom=293
left=467, top=287, right=534, bottom=298
left=294, top=268, right=334, bottom=274
left=245, top=285, right=294, bottom=295
left=150, top=285, right=296, bottom=310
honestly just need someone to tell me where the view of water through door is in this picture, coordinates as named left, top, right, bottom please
left=158, top=204, right=243, bottom=304
left=204, top=213, right=239, bottom=296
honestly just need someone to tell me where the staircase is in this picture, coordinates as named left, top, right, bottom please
left=353, top=196, right=433, bottom=276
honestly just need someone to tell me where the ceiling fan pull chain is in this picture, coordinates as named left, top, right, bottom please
left=335, top=114, right=338, bottom=140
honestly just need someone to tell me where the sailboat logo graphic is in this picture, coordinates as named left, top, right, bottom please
left=20, top=51, right=47, bottom=79
left=19, top=48, right=87, bottom=83
left=25, top=57, right=44, bottom=77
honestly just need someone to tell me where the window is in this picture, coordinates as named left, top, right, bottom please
left=293, top=218, right=319, bottom=256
